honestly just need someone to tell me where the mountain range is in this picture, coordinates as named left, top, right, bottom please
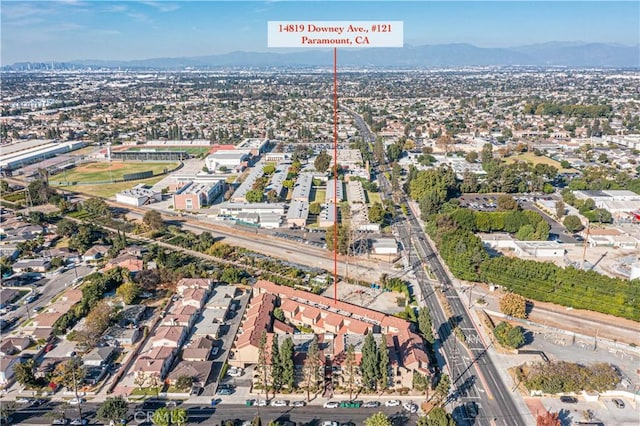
left=4, top=42, right=639, bottom=71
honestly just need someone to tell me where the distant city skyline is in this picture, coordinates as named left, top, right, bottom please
left=1, top=1, right=638, bottom=64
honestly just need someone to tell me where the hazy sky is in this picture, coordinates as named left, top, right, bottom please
left=1, top=1, right=639, bottom=63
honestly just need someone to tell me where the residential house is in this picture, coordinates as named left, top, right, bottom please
left=12, top=258, right=50, bottom=273
left=83, top=346, right=117, bottom=367
left=152, top=326, right=187, bottom=348
left=103, top=325, right=141, bottom=346
left=118, top=305, right=147, bottom=327
left=134, top=346, right=176, bottom=382
left=82, top=244, right=110, bottom=262
left=0, top=357, right=20, bottom=386
left=0, top=337, right=31, bottom=356
left=167, top=361, right=213, bottom=387
left=176, top=278, right=212, bottom=295
left=181, top=348, right=211, bottom=362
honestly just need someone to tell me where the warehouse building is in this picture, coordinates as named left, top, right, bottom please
left=173, top=180, right=225, bottom=210
left=116, top=185, right=162, bottom=207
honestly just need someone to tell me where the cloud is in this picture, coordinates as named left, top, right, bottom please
left=141, top=1, right=180, bottom=13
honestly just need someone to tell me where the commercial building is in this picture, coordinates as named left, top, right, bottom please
left=236, top=138, right=269, bottom=155
left=574, top=190, right=640, bottom=221
left=173, top=180, right=225, bottom=210
left=205, top=150, right=250, bottom=173
left=0, top=141, right=86, bottom=171
left=115, top=184, right=162, bottom=207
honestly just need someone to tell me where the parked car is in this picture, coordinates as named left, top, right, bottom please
left=217, top=388, right=234, bottom=396
left=323, top=401, right=339, bottom=408
left=560, top=396, right=577, bottom=404
left=51, top=418, right=68, bottom=425
left=613, top=398, right=625, bottom=409
left=228, top=367, right=243, bottom=377
left=67, top=398, right=85, bottom=405
left=211, top=347, right=220, bottom=356
left=256, top=399, right=268, bottom=407
left=385, top=400, right=400, bottom=407
left=70, top=419, right=88, bottom=426
left=363, top=401, right=381, bottom=408
left=403, top=402, right=418, bottom=413
left=322, top=422, right=338, bottom=426
left=16, top=397, right=33, bottom=404
left=291, top=400, right=306, bottom=407
left=271, top=400, right=288, bottom=407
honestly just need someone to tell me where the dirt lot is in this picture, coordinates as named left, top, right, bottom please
left=322, top=281, right=405, bottom=315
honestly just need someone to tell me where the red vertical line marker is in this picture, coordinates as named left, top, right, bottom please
left=333, top=47, right=338, bottom=305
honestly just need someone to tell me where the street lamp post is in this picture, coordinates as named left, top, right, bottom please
left=69, top=352, right=83, bottom=422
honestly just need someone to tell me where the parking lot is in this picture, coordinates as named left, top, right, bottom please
left=539, top=395, right=639, bottom=426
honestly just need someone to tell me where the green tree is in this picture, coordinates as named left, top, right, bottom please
left=280, top=337, right=295, bottom=390
left=325, top=224, right=349, bottom=255
left=51, top=357, right=85, bottom=391
left=55, top=218, right=78, bottom=237
left=143, top=210, right=164, bottom=231
left=361, top=333, right=379, bottom=391
left=344, top=343, right=358, bottom=400
left=97, top=396, right=129, bottom=423
left=257, top=331, right=269, bottom=399
left=560, top=160, right=571, bottom=169
left=273, top=307, right=285, bottom=322
left=302, top=335, right=322, bottom=402
left=172, top=408, right=188, bottom=426
left=516, top=224, right=536, bottom=240
left=309, top=202, right=321, bottom=215
left=314, top=150, right=332, bottom=173
left=116, top=281, right=141, bottom=304
left=563, top=215, right=584, bottom=233
left=418, top=307, right=435, bottom=344
left=493, top=322, right=526, bottom=349
left=271, top=336, right=282, bottom=393
left=151, top=407, right=170, bottom=426
left=418, top=407, right=456, bottom=426
left=497, top=195, right=518, bottom=211
left=175, top=375, right=193, bottom=391
left=434, top=374, right=450, bottom=404
left=245, top=189, right=264, bottom=203
left=465, top=151, right=478, bottom=163
left=83, top=197, right=111, bottom=218
left=13, top=359, right=37, bottom=387
left=263, top=164, right=276, bottom=175
left=364, top=412, right=392, bottom=426
left=555, top=201, right=565, bottom=219
left=0, top=402, right=15, bottom=425
left=368, top=202, right=386, bottom=224
left=378, top=336, right=390, bottom=390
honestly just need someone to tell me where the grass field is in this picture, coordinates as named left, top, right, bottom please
left=124, top=146, right=211, bottom=156
left=53, top=161, right=179, bottom=184
left=367, top=191, right=382, bottom=205
left=313, top=189, right=326, bottom=204
left=507, top=152, right=577, bottom=172
left=60, top=176, right=166, bottom=198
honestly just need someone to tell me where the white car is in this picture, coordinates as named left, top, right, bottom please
left=322, top=422, right=338, bottom=426
left=67, top=398, right=86, bottom=405
left=385, top=399, right=400, bottom=407
left=256, top=399, right=268, bottom=407
left=291, top=400, right=306, bottom=407
left=323, top=401, right=339, bottom=408
left=362, top=401, right=381, bottom=408
left=271, top=400, right=288, bottom=407
left=228, top=367, right=243, bottom=377
left=403, top=402, right=418, bottom=413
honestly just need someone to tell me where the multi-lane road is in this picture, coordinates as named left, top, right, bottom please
left=348, top=108, right=527, bottom=426
left=12, top=401, right=416, bottom=426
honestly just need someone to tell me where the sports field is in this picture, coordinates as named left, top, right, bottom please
left=54, top=161, right=179, bottom=183
left=124, top=146, right=211, bottom=156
